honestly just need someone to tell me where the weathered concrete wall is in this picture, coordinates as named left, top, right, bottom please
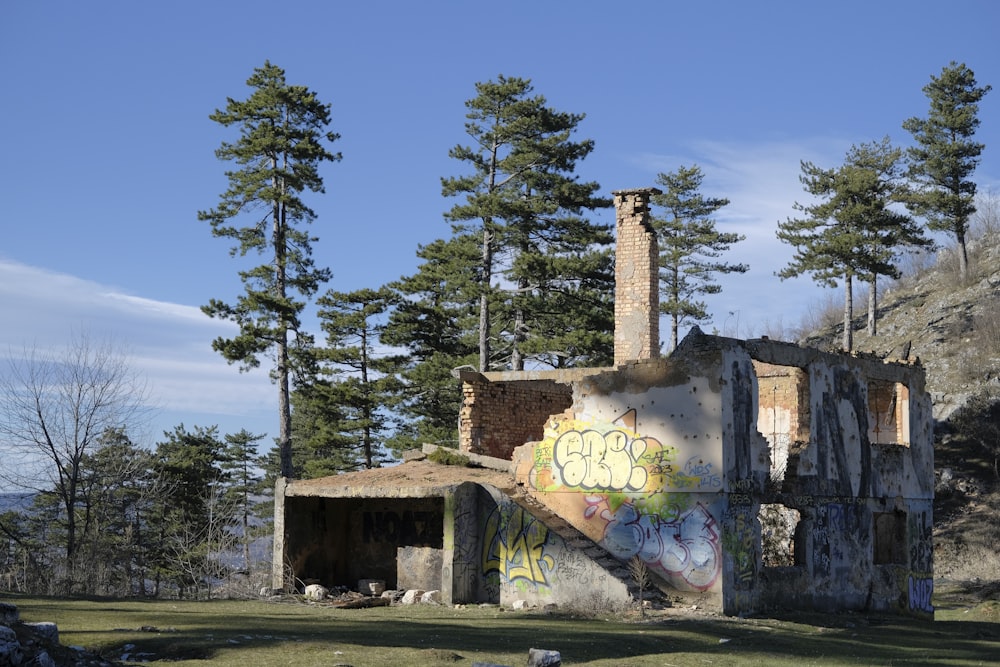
left=718, top=342, right=935, bottom=618
left=442, top=482, right=481, bottom=604
left=397, top=547, right=443, bottom=592
left=510, top=353, right=729, bottom=602
left=477, top=485, right=631, bottom=609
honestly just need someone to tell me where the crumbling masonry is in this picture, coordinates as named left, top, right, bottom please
left=274, top=188, right=934, bottom=618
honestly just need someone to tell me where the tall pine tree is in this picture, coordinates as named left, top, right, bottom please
left=651, top=165, right=746, bottom=351
left=777, top=139, right=926, bottom=350
left=199, top=61, right=340, bottom=479
left=903, top=61, right=991, bottom=282
left=442, top=75, right=612, bottom=371
left=846, top=138, right=930, bottom=335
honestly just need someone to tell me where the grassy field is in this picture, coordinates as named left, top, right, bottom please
left=5, top=587, right=999, bottom=667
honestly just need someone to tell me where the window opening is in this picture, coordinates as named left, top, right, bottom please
left=759, top=503, right=801, bottom=567
left=873, top=511, right=907, bottom=564
left=868, top=380, right=910, bottom=446
left=753, top=362, right=810, bottom=489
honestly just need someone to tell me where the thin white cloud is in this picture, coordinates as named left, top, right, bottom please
left=0, top=259, right=276, bottom=444
left=628, top=138, right=856, bottom=340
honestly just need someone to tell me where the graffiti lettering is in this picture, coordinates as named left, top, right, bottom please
left=828, top=503, right=846, bottom=531
left=908, top=575, right=933, bottom=614
left=723, top=508, right=756, bottom=585
left=731, top=478, right=753, bottom=492
left=553, top=428, right=649, bottom=491
left=674, top=456, right=721, bottom=489
left=598, top=501, right=720, bottom=591
left=482, top=503, right=555, bottom=586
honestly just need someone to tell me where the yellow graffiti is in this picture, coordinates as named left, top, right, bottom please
left=482, top=505, right=554, bottom=586
left=553, top=428, right=648, bottom=490
left=534, top=411, right=668, bottom=493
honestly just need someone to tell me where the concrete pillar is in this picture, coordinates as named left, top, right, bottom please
left=442, top=483, right=479, bottom=604
left=613, top=188, right=661, bottom=365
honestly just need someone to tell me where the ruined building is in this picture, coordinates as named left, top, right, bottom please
left=273, top=188, right=935, bottom=618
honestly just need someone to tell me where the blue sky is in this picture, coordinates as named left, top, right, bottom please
left=2, top=0, right=998, bottom=451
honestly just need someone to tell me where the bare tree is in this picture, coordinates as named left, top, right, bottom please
left=0, top=333, right=149, bottom=591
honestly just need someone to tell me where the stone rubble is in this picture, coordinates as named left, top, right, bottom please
left=0, top=602, right=122, bottom=667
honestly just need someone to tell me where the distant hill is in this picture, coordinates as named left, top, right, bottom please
left=0, top=493, right=35, bottom=513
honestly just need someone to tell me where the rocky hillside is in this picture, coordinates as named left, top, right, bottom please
left=800, top=229, right=1000, bottom=591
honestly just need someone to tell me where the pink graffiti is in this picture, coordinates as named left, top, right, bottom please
left=594, top=499, right=720, bottom=591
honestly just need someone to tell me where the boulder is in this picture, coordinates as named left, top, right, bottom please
left=0, top=625, right=23, bottom=666
left=358, top=579, right=385, bottom=596
left=400, top=589, right=425, bottom=605
left=527, top=648, right=562, bottom=667
left=303, top=584, right=329, bottom=600
left=24, top=621, right=58, bottom=645
left=0, top=603, right=18, bottom=625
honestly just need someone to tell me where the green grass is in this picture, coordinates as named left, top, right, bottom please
left=5, top=591, right=999, bottom=666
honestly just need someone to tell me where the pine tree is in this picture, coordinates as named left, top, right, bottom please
left=199, top=61, right=340, bottom=479
left=844, top=139, right=930, bottom=335
left=310, top=287, right=405, bottom=469
left=382, top=235, right=481, bottom=450
left=777, top=139, right=926, bottom=350
left=442, top=75, right=612, bottom=371
left=651, top=165, right=746, bottom=351
left=77, top=429, right=159, bottom=596
left=150, top=425, right=227, bottom=598
left=219, top=429, right=267, bottom=575
left=903, top=61, right=991, bottom=282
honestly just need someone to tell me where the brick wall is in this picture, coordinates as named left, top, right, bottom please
left=753, top=361, right=810, bottom=443
left=459, top=377, right=573, bottom=459
left=613, top=188, right=661, bottom=366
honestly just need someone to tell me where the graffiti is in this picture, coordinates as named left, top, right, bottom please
left=731, top=478, right=752, bottom=492
left=723, top=507, right=756, bottom=585
left=553, top=427, right=649, bottom=491
left=531, top=409, right=680, bottom=493
left=674, top=456, right=722, bottom=489
left=908, top=575, right=933, bottom=614
left=362, top=511, right=437, bottom=545
left=908, top=511, right=933, bottom=572
left=596, top=499, right=721, bottom=591
left=482, top=502, right=555, bottom=587
left=828, top=503, right=846, bottom=532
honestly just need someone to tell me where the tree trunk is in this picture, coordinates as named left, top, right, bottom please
left=274, top=158, right=293, bottom=479
left=867, top=276, right=877, bottom=337
left=511, top=306, right=524, bottom=371
left=479, top=224, right=492, bottom=372
left=957, top=231, right=969, bottom=283
left=842, top=273, right=854, bottom=352
left=361, top=326, right=374, bottom=468
left=670, top=265, right=680, bottom=351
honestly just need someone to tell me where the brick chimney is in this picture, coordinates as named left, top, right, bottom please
left=613, top=188, right=661, bottom=365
